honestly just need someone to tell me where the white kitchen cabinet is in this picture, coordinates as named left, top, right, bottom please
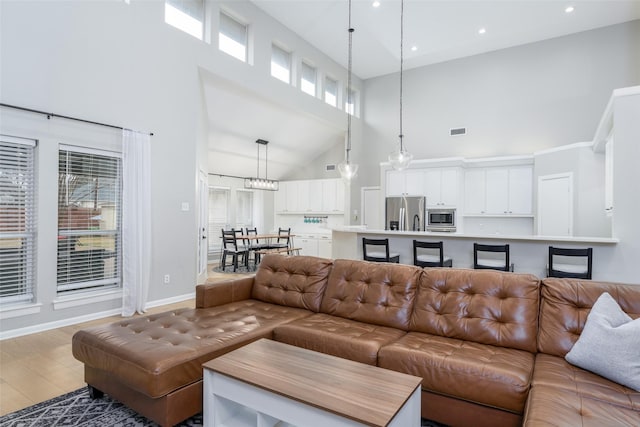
left=424, top=168, right=459, bottom=207
left=297, top=236, right=319, bottom=256
left=386, top=169, right=425, bottom=196
left=318, top=238, right=332, bottom=258
left=464, top=166, right=532, bottom=216
left=276, top=179, right=344, bottom=214
left=321, top=179, right=345, bottom=213
left=464, top=169, right=487, bottom=214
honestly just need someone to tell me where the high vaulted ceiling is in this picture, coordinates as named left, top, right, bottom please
left=252, top=0, right=640, bottom=79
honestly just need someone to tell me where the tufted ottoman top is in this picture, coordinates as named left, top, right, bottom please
left=72, top=300, right=312, bottom=398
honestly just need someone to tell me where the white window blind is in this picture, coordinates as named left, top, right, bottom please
left=165, top=0, right=204, bottom=40
left=301, top=62, right=316, bottom=96
left=57, top=148, right=122, bottom=294
left=325, top=77, right=338, bottom=107
left=208, top=187, right=229, bottom=254
left=235, top=190, right=254, bottom=229
left=219, top=12, right=247, bottom=62
left=0, top=136, right=36, bottom=304
left=271, top=44, right=291, bottom=84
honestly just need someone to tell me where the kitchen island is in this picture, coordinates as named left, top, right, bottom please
left=331, top=227, right=622, bottom=282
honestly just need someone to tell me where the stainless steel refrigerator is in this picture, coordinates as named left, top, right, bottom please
left=385, top=196, right=426, bottom=231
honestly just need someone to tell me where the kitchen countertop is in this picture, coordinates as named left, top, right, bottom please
left=331, top=227, right=619, bottom=245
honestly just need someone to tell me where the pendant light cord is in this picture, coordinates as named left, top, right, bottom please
left=399, top=0, right=404, bottom=151
left=346, top=0, right=354, bottom=164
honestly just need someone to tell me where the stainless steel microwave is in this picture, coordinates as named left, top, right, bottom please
left=427, top=208, right=456, bottom=232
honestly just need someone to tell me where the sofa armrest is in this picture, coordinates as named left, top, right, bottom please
left=196, top=277, right=255, bottom=308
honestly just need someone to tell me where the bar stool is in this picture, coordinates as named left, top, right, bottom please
left=548, top=246, right=593, bottom=279
left=413, top=240, right=453, bottom=267
left=473, top=243, right=512, bottom=272
left=362, top=238, right=400, bottom=263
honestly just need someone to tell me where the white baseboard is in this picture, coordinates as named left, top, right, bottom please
left=0, top=292, right=196, bottom=341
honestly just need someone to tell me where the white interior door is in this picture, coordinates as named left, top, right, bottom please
left=361, top=187, right=381, bottom=229
left=198, top=170, right=208, bottom=278
left=538, top=173, right=573, bottom=236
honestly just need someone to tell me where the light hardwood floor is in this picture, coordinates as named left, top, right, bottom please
left=0, top=268, right=253, bottom=416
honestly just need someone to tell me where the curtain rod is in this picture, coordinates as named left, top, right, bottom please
left=208, top=173, right=246, bottom=180
left=0, top=103, right=154, bottom=136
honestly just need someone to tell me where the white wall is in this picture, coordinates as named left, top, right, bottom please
left=359, top=21, right=640, bottom=189
left=0, top=0, right=362, bottom=335
left=0, top=1, right=207, bottom=334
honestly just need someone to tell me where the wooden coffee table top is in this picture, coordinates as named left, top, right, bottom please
left=203, top=338, right=422, bottom=426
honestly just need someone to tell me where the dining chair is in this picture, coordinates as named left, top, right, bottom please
left=413, top=240, right=453, bottom=267
left=270, top=227, right=291, bottom=250
left=473, top=243, right=512, bottom=272
left=220, top=229, right=249, bottom=272
left=362, top=238, right=400, bottom=263
left=548, top=246, right=593, bottom=279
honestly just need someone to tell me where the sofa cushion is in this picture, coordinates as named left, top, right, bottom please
left=378, top=332, right=535, bottom=413
left=538, top=278, right=640, bottom=357
left=523, top=384, right=640, bottom=426
left=252, top=254, right=333, bottom=312
left=274, top=313, right=406, bottom=365
left=410, top=268, right=540, bottom=352
left=72, top=301, right=312, bottom=398
left=565, top=292, right=640, bottom=391
left=531, top=353, right=640, bottom=411
left=320, top=259, right=420, bottom=330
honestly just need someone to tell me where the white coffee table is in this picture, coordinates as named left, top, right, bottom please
left=202, top=338, right=422, bottom=427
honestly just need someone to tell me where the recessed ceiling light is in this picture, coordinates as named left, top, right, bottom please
left=411, top=45, right=418, bottom=52
left=372, top=1, right=381, bottom=8
left=565, top=6, right=575, bottom=13
left=478, top=28, right=486, bottom=35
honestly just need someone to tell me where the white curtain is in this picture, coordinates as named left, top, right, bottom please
left=121, top=129, right=151, bottom=316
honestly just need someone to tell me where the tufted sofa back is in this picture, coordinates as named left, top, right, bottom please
left=320, top=259, right=421, bottom=331
left=252, top=254, right=333, bottom=312
left=537, top=278, right=640, bottom=357
left=410, top=268, right=540, bottom=353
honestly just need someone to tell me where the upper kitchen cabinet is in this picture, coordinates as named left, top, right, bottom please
left=464, top=166, right=533, bottom=216
left=275, top=179, right=344, bottom=214
left=424, top=168, right=460, bottom=207
left=385, top=169, right=425, bottom=196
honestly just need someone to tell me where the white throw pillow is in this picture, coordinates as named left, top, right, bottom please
left=565, top=292, right=640, bottom=391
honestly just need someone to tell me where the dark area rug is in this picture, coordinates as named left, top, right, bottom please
left=1, top=387, right=446, bottom=426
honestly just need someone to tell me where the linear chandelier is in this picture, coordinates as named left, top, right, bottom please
left=244, top=139, right=279, bottom=191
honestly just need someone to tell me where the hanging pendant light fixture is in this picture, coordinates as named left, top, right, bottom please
left=338, top=0, right=359, bottom=181
left=388, top=0, right=413, bottom=171
left=245, top=139, right=279, bottom=191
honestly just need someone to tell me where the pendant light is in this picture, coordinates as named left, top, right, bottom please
left=245, top=139, right=279, bottom=191
left=388, top=0, right=413, bottom=171
left=338, top=0, right=359, bottom=181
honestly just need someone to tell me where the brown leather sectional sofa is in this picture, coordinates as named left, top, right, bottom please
left=72, top=254, right=640, bottom=427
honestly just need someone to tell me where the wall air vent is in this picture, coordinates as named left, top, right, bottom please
left=450, top=127, right=467, bottom=136
left=326, top=164, right=336, bottom=171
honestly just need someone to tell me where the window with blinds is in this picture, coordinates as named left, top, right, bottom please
left=271, top=44, right=291, bottom=84
left=57, top=147, right=122, bottom=294
left=235, top=189, right=254, bottom=230
left=219, top=12, right=247, bottom=62
left=301, top=62, right=317, bottom=96
left=325, top=77, right=338, bottom=107
left=164, top=0, right=204, bottom=40
left=0, top=136, right=37, bottom=305
left=208, top=187, right=229, bottom=255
